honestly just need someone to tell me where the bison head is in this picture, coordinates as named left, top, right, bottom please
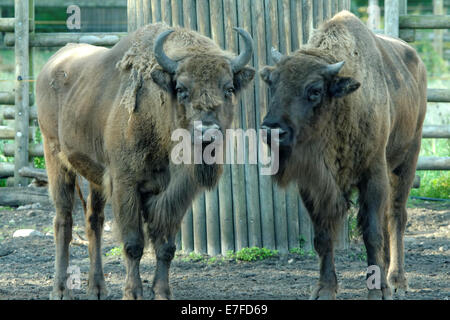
left=260, top=48, right=360, bottom=176
left=151, top=28, right=254, bottom=139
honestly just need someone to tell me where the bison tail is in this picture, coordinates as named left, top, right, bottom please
left=75, top=175, right=87, bottom=216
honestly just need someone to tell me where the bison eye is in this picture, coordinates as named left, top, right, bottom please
left=307, top=88, right=322, bottom=102
left=225, top=87, right=235, bottom=97
left=176, top=86, right=189, bottom=99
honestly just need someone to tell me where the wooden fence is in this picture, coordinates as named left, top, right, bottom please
left=0, top=0, right=449, bottom=256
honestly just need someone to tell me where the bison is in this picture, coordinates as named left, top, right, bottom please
left=260, top=11, right=427, bottom=299
left=36, top=23, right=255, bottom=300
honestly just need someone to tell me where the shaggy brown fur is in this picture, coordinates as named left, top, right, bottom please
left=36, top=22, right=254, bottom=300
left=260, top=11, right=426, bottom=300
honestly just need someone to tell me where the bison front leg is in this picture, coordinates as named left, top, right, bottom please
left=111, top=181, right=145, bottom=300
left=358, top=162, right=392, bottom=300
left=151, top=235, right=176, bottom=300
left=85, top=184, right=108, bottom=299
left=310, top=224, right=338, bottom=300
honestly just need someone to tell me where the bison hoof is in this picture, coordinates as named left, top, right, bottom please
left=123, top=286, right=143, bottom=300
left=87, top=284, right=108, bottom=300
left=367, top=287, right=392, bottom=300
left=309, top=285, right=337, bottom=300
left=151, top=288, right=172, bottom=300
left=50, top=288, right=73, bottom=300
left=388, top=270, right=409, bottom=296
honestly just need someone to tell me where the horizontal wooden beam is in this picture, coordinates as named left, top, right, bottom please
left=0, top=126, right=33, bottom=140
left=427, top=88, right=450, bottom=102
left=400, top=15, right=450, bottom=29
left=4, top=32, right=127, bottom=47
left=422, top=125, right=450, bottom=139
left=0, top=186, right=50, bottom=207
left=2, top=143, right=43, bottom=157
left=416, top=157, right=450, bottom=170
left=0, top=162, right=14, bottom=178
left=2, top=106, right=37, bottom=120
left=0, top=18, right=34, bottom=32
left=0, top=91, right=34, bottom=105
left=0, top=0, right=127, bottom=7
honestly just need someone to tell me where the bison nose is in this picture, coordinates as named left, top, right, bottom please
left=194, top=122, right=222, bottom=143
left=261, top=121, right=290, bottom=147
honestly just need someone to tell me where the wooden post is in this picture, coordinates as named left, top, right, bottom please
left=385, top=0, right=399, bottom=37
left=367, top=0, right=380, bottom=31
left=127, top=0, right=137, bottom=31
left=237, top=0, right=262, bottom=250
left=14, top=0, right=30, bottom=187
left=433, top=0, right=444, bottom=58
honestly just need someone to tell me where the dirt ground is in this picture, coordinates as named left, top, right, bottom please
left=0, top=199, right=448, bottom=300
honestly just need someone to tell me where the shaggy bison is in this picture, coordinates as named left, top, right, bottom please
left=260, top=11, right=427, bottom=299
left=36, top=23, right=254, bottom=299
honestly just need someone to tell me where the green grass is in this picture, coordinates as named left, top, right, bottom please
left=228, top=247, right=279, bottom=262
left=105, top=246, right=122, bottom=258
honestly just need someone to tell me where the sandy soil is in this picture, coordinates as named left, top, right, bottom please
left=0, top=200, right=448, bottom=300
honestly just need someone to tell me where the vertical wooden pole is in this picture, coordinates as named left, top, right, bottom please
left=161, top=0, right=172, bottom=25
left=367, top=0, right=381, bottom=31
left=385, top=0, right=399, bottom=38
left=253, top=0, right=275, bottom=250
left=271, top=0, right=288, bottom=254
left=14, top=0, right=29, bottom=187
left=224, top=0, right=249, bottom=252
left=171, top=0, right=183, bottom=27
left=210, top=0, right=235, bottom=255
left=237, top=0, right=262, bottom=249
left=433, top=0, right=444, bottom=58
left=127, top=0, right=137, bottom=31
left=151, top=0, right=162, bottom=23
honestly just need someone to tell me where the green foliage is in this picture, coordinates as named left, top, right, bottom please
left=182, top=251, right=204, bottom=262
left=232, top=247, right=279, bottom=262
left=289, top=247, right=305, bottom=256
left=414, top=40, right=449, bottom=77
left=105, top=246, right=122, bottom=258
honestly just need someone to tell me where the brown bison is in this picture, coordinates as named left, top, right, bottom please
left=260, top=11, right=426, bottom=299
left=36, top=23, right=254, bottom=300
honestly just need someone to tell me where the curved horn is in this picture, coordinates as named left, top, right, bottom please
left=271, top=47, right=284, bottom=64
left=324, top=61, right=345, bottom=77
left=231, top=27, right=254, bottom=73
left=154, top=29, right=178, bottom=74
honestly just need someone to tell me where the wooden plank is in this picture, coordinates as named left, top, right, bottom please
left=3, top=143, right=43, bottom=157
left=161, top=0, right=172, bottom=25
left=427, top=88, right=450, bottom=102
left=0, top=187, right=51, bottom=207
left=0, top=126, right=32, bottom=140
left=4, top=32, right=126, bottom=47
left=224, top=0, right=248, bottom=252
left=385, top=0, right=399, bottom=37
left=237, top=0, right=262, bottom=249
left=181, top=208, right=194, bottom=253
left=253, top=0, right=275, bottom=250
left=151, top=0, right=162, bottom=23
left=299, top=195, right=313, bottom=251
left=286, top=183, right=300, bottom=250
left=268, top=0, right=288, bottom=254
left=422, top=125, right=450, bottom=139
left=127, top=0, right=137, bottom=31
left=0, top=162, right=14, bottom=178
left=400, top=15, right=450, bottom=29
left=171, top=0, right=183, bottom=27
left=136, top=0, right=144, bottom=28
left=142, top=0, right=152, bottom=25
left=183, top=0, right=196, bottom=30
left=210, top=0, right=234, bottom=255
left=192, top=193, right=207, bottom=254
left=302, top=0, right=313, bottom=45
left=14, top=0, right=30, bottom=187
left=290, top=0, right=303, bottom=50
left=416, top=156, right=450, bottom=170
left=196, top=0, right=211, bottom=36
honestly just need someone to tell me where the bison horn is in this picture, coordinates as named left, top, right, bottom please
left=154, top=29, right=179, bottom=74
left=324, top=61, right=345, bottom=77
left=230, top=27, right=254, bottom=73
left=271, top=47, right=284, bottom=64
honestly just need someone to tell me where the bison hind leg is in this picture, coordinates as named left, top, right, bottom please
left=44, top=138, right=76, bottom=300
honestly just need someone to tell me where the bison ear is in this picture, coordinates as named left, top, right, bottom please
left=329, top=77, right=360, bottom=98
left=151, top=68, right=175, bottom=93
left=233, top=66, right=255, bottom=92
left=259, top=66, right=274, bottom=85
